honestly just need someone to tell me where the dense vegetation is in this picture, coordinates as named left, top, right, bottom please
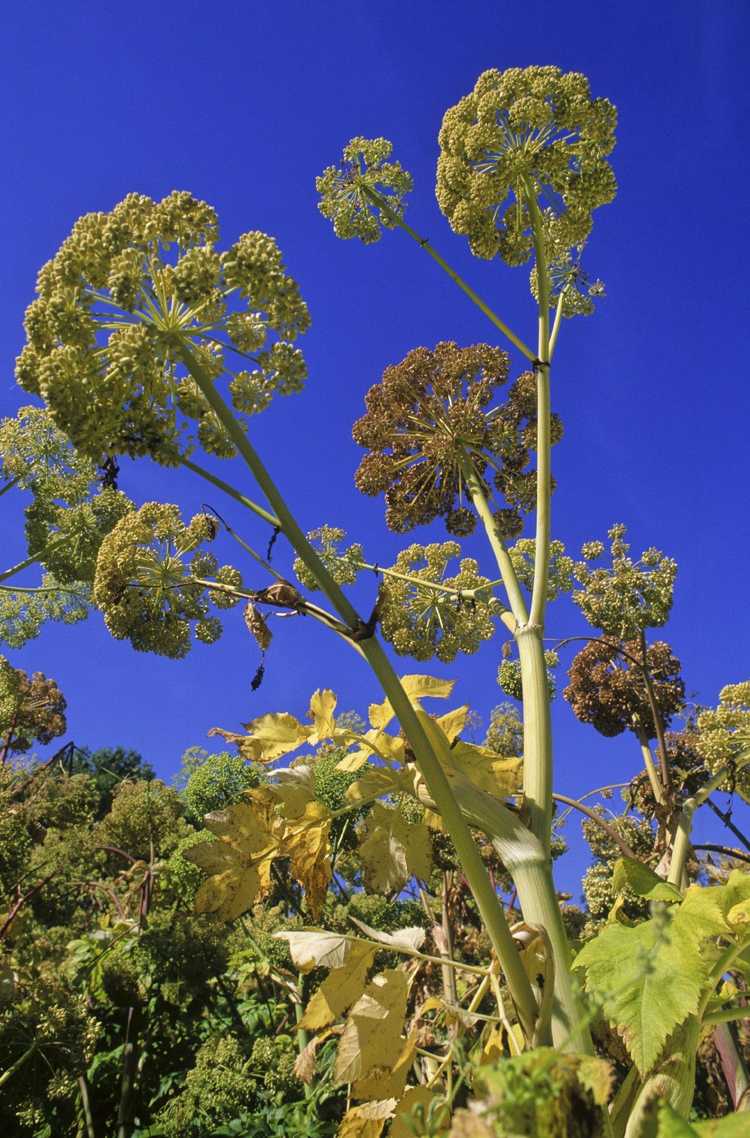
left=1, top=64, right=748, bottom=1137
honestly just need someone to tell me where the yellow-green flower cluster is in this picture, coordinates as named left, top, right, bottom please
left=573, top=524, right=676, bottom=638
left=316, top=137, right=413, bottom=243
left=16, top=191, right=310, bottom=464
left=509, top=537, right=575, bottom=600
left=530, top=217, right=606, bottom=317
left=379, top=541, right=496, bottom=661
left=436, top=67, right=616, bottom=266
left=697, top=683, right=750, bottom=801
left=93, top=502, right=243, bottom=658
left=293, top=524, right=364, bottom=592
left=26, top=487, right=133, bottom=585
left=0, top=405, right=94, bottom=498
left=0, top=574, right=89, bottom=649
left=498, top=649, right=559, bottom=701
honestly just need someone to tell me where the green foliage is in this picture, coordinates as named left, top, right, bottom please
left=184, top=751, right=263, bottom=821
left=96, top=777, right=188, bottom=860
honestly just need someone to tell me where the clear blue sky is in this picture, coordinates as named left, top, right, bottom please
left=1, top=1, right=748, bottom=889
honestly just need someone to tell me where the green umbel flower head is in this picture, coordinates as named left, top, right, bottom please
left=317, top=136, right=413, bottom=243
left=436, top=66, right=616, bottom=265
left=93, top=502, right=243, bottom=658
left=293, top=524, right=364, bottom=591
left=697, top=682, right=750, bottom=801
left=378, top=541, right=496, bottom=662
left=353, top=341, right=561, bottom=535
left=16, top=191, right=310, bottom=464
left=573, top=525, right=677, bottom=639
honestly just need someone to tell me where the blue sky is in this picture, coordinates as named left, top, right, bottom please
left=1, top=1, right=748, bottom=889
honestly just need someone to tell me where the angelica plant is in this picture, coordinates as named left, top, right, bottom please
left=9, top=63, right=750, bottom=1138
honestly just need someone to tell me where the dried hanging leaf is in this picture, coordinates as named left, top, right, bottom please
left=348, top=917, right=426, bottom=953
left=337, top=1098, right=397, bottom=1138
left=358, top=803, right=432, bottom=893
left=334, top=969, right=409, bottom=1085
left=293, top=1028, right=336, bottom=1083
left=244, top=601, right=272, bottom=650
left=300, top=940, right=376, bottom=1030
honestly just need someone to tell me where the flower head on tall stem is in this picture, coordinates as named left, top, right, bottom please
left=436, top=65, right=616, bottom=267
left=316, top=137, right=413, bottom=243
left=16, top=191, right=310, bottom=465
left=352, top=341, right=561, bottom=537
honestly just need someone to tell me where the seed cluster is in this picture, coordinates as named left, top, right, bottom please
left=16, top=191, right=310, bottom=464
left=377, top=541, right=496, bottom=661
left=573, top=525, right=677, bottom=638
left=0, top=655, right=67, bottom=756
left=436, top=66, right=616, bottom=266
left=316, top=137, right=413, bottom=243
left=93, top=502, right=243, bottom=658
left=353, top=341, right=560, bottom=535
left=563, top=638, right=684, bottom=739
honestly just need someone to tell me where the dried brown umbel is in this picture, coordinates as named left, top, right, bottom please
left=563, top=638, right=684, bottom=739
left=352, top=340, right=561, bottom=534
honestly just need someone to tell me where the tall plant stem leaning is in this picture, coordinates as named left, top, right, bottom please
left=178, top=343, right=539, bottom=1042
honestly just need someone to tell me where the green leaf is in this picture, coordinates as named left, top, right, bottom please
left=573, top=914, right=706, bottom=1073
left=656, top=1103, right=697, bottom=1137
left=612, top=858, right=682, bottom=903
left=694, top=1111, right=750, bottom=1136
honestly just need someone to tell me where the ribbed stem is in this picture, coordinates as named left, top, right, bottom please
left=181, top=344, right=539, bottom=1040
left=517, top=627, right=554, bottom=854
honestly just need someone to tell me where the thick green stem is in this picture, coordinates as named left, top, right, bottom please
left=668, top=751, right=750, bottom=887
left=181, top=455, right=280, bottom=528
left=361, top=185, right=536, bottom=362
left=460, top=460, right=527, bottom=625
left=0, top=1040, right=38, bottom=1088
left=0, top=554, right=40, bottom=583
left=517, top=627, right=554, bottom=854
left=526, top=190, right=551, bottom=632
left=181, top=344, right=539, bottom=1041
left=638, top=734, right=666, bottom=806
left=713, top=1022, right=750, bottom=1110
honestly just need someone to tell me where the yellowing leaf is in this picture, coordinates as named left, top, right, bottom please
left=390, top=1087, right=448, bottom=1138
left=435, top=705, right=470, bottom=742
left=241, top=711, right=313, bottom=761
left=284, top=801, right=332, bottom=918
left=358, top=803, right=432, bottom=893
left=293, top=1030, right=335, bottom=1084
left=309, top=688, right=337, bottom=739
left=480, top=1024, right=505, bottom=1064
left=345, top=766, right=413, bottom=805
left=194, top=864, right=262, bottom=921
left=727, top=899, right=750, bottom=929
left=353, top=1031, right=417, bottom=1101
left=271, top=764, right=317, bottom=818
left=300, top=941, right=376, bottom=1030
left=447, top=741, right=522, bottom=798
left=612, top=857, right=682, bottom=903
left=334, top=969, right=408, bottom=1084
left=337, top=1099, right=397, bottom=1138
left=368, top=675, right=455, bottom=730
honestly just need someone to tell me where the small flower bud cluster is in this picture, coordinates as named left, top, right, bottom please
left=436, top=66, right=616, bottom=265
left=316, top=137, right=413, bottom=244
left=378, top=541, right=496, bottom=662
left=498, top=649, right=559, bottom=701
left=93, top=502, right=243, bottom=658
left=697, top=683, right=750, bottom=801
left=530, top=218, right=606, bottom=317
left=352, top=342, right=560, bottom=535
left=293, top=525, right=365, bottom=592
left=16, top=192, right=310, bottom=465
left=564, top=638, right=684, bottom=739
left=573, top=524, right=677, bottom=638
left=508, top=537, right=575, bottom=600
